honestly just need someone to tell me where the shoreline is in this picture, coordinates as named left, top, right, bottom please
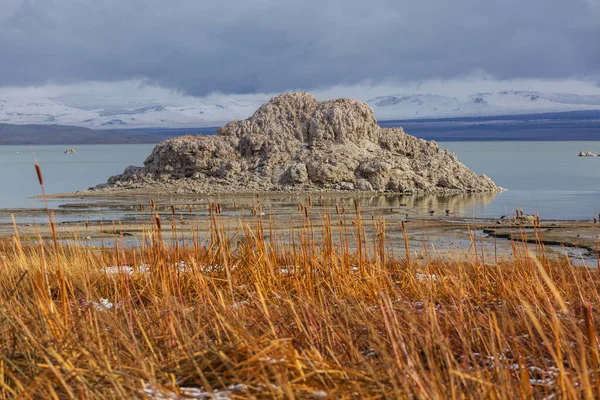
left=37, top=184, right=507, bottom=199
left=5, top=190, right=599, bottom=267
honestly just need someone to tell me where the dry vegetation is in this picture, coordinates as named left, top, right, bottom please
left=1, top=195, right=600, bottom=399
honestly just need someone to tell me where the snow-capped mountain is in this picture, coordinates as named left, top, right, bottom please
left=0, top=97, right=97, bottom=125
left=368, top=94, right=486, bottom=119
left=1, top=90, right=600, bottom=129
left=369, top=91, right=600, bottom=120
left=0, top=95, right=266, bottom=128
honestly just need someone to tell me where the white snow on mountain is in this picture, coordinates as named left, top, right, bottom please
left=0, top=94, right=266, bottom=128
left=0, top=97, right=96, bottom=125
left=369, top=91, right=600, bottom=120
left=1, top=90, right=600, bottom=129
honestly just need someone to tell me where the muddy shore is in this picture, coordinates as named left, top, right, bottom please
left=5, top=190, right=600, bottom=267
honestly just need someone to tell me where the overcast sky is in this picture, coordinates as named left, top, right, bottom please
left=0, top=0, right=599, bottom=97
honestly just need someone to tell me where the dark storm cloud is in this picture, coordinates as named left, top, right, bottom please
left=1, top=0, right=598, bottom=95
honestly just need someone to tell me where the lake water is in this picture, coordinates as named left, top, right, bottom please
left=442, top=141, right=600, bottom=220
left=0, top=144, right=154, bottom=209
left=1, top=141, right=599, bottom=220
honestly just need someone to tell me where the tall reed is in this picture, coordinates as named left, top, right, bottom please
left=0, top=198, right=598, bottom=398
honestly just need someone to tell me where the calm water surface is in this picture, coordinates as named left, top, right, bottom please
left=1, top=141, right=599, bottom=220
left=442, top=141, right=600, bottom=219
left=0, top=144, right=154, bottom=209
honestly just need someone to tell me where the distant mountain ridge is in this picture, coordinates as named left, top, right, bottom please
left=0, top=123, right=216, bottom=145
left=368, top=90, right=600, bottom=120
left=1, top=108, right=600, bottom=144
left=1, top=90, right=600, bottom=129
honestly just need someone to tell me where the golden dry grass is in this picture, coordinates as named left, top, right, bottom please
left=1, top=200, right=599, bottom=399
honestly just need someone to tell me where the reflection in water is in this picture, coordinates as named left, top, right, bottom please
left=73, top=189, right=597, bottom=220
left=354, top=192, right=498, bottom=216
left=5, top=190, right=597, bottom=267
left=247, top=192, right=498, bottom=219
left=0, top=192, right=500, bottom=225
left=3, top=141, right=600, bottom=220
left=185, top=192, right=500, bottom=219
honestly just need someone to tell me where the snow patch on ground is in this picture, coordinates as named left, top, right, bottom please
left=142, top=383, right=247, bottom=399
left=101, top=262, right=224, bottom=275
left=91, top=298, right=114, bottom=311
left=415, top=273, right=441, bottom=281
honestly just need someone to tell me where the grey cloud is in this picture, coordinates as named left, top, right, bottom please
left=0, top=0, right=598, bottom=96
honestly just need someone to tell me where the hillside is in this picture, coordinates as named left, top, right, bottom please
left=369, top=91, right=600, bottom=120
left=2, top=107, right=600, bottom=145
left=1, top=90, right=600, bottom=129
left=0, top=124, right=215, bottom=145
left=381, top=110, right=600, bottom=141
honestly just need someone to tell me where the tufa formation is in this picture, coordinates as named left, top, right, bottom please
left=97, top=93, right=499, bottom=194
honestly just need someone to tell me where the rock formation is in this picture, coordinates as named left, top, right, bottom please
left=97, top=93, right=500, bottom=194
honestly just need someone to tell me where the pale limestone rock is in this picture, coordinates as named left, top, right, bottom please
left=356, top=179, right=374, bottom=191
left=288, top=162, right=309, bottom=183
left=99, top=92, right=500, bottom=194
